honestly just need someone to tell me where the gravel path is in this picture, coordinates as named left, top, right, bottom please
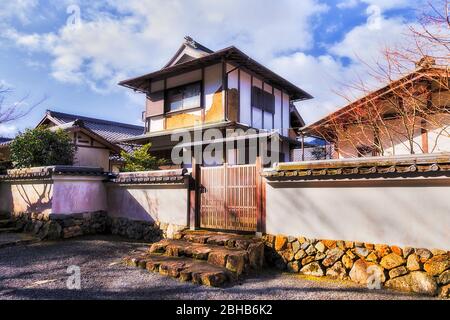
left=0, top=235, right=436, bottom=300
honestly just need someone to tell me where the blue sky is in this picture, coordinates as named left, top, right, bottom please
left=0, top=0, right=423, bottom=137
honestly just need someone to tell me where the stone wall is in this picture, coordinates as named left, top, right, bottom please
left=264, top=234, right=450, bottom=298
left=11, top=211, right=109, bottom=240
left=10, top=211, right=169, bottom=242
left=0, top=167, right=190, bottom=241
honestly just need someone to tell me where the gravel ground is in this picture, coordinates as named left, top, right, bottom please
left=0, top=235, right=436, bottom=300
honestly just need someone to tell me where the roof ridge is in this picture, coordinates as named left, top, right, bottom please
left=47, top=110, right=144, bottom=130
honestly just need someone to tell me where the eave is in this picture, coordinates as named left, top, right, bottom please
left=119, top=46, right=313, bottom=102
left=302, top=66, right=449, bottom=136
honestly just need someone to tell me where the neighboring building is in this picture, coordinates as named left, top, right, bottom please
left=303, top=60, right=450, bottom=159
left=1, top=110, right=144, bottom=172
left=119, top=36, right=312, bottom=166
left=37, top=110, right=144, bottom=171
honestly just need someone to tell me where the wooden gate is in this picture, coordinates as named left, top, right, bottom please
left=199, top=162, right=262, bottom=232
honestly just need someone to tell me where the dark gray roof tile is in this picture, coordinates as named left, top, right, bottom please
left=47, top=110, right=144, bottom=143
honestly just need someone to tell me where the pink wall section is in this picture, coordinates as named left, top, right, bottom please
left=51, top=176, right=107, bottom=215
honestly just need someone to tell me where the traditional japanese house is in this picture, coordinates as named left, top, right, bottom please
left=119, top=36, right=312, bottom=166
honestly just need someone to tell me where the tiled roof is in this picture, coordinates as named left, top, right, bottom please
left=46, top=110, right=144, bottom=143
left=109, top=169, right=189, bottom=185
left=119, top=46, right=313, bottom=102
left=0, top=137, right=12, bottom=147
left=263, top=153, right=450, bottom=180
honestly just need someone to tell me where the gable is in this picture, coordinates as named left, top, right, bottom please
left=164, top=38, right=214, bottom=68
left=36, top=115, right=63, bottom=128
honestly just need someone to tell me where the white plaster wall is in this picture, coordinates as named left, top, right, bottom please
left=149, top=116, right=165, bottom=133
left=74, top=147, right=110, bottom=171
left=265, top=178, right=450, bottom=249
left=252, top=108, right=263, bottom=129
left=204, top=63, right=223, bottom=115
left=239, top=71, right=252, bottom=126
left=166, top=69, right=202, bottom=89
left=52, top=176, right=107, bottom=215
left=264, top=112, right=273, bottom=131
left=107, top=184, right=188, bottom=226
left=274, top=89, right=282, bottom=133
left=282, top=92, right=290, bottom=137
left=0, top=181, right=53, bottom=215
left=263, top=82, right=273, bottom=130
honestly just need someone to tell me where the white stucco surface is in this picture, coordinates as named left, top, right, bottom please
left=265, top=178, right=450, bottom=250
left=107, top=184, right=189, bottom=226
left=0, top=181, right=53, bottom=215
left=52, top=176, right=107, bottom=215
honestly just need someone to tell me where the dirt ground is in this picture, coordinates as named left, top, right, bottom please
left=0, top=235, right=436, bottom=300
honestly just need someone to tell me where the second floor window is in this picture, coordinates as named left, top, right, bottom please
left=252, top=86, right=275, bottom=114
left=165, top=82, right=201, bottom=113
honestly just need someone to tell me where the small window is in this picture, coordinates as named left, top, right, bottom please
left=251, top=86, right=275, bottom=113
left=263, top=91, right=275, bottom=113
left=165, top=82, right=201, bottom=113
left=252, top=86, right=264, bottom=109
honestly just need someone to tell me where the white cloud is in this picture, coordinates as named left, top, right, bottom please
left=1, top=0, right=328, bottom=93
left=0, top=124, right=18, bottom=137
left=0, top=0, right=420, bottom=125
left=330, top=11, right=410, bottom=63
left=337, top=0, right=360, bottom=9
left=360, top=0, right=412, bottom=11
left=0, top=0, right=38, bottom=24
left=270, top=5, right=419, bottom=124
left=270, top=52, right=361, bottom=122
left=337, top=0, right=417, bottom=11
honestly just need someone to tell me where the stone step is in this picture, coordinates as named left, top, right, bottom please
left=149, top=239, right=254, bottom=275
left=181, top=230, right=256, bottom=250
left=123, top=252, right=235, bottom=287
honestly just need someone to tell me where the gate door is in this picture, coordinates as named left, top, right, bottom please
left=199, top=164, right=259, bottom=232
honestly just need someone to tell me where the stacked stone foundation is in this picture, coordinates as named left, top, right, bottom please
left=264, top=234, right=450, bottom=298
left=9, top=211, right=186, bottom=242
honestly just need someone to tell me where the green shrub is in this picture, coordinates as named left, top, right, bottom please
left=10, top=127, right=76, bottom=168
left=120, top=143, right=166, bottom=172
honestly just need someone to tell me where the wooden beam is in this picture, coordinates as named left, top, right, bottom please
left=222, top=59, right=228, bottom=121
left=421, top=120, right=429, bottom=153
left=238, top=68, right=241, bottom=123
left=256, top=156, right=265, bottom=233
left=189, top=156, right=200, bottom=230
left=301, top=133, right=305, bottom=161
left=201, top=67, right=205, bottom=123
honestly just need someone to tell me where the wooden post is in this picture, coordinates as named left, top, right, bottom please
left=224, top=162, right=228, bottom=229
left=421, top=125, right=429, bottom=153
left=189, top=156, right=200, bottom=230
left=255, top=156, right=265, bottom=234
left=301, top=133, right=305, bottom=161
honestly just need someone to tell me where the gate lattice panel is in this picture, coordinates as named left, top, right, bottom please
left=199, top=164, right=259, bottom=232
